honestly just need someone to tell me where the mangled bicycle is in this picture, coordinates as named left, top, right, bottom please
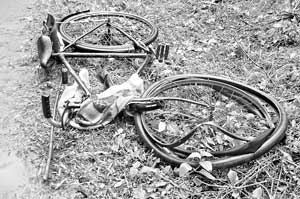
left=37, top=10, right=288, bottom=181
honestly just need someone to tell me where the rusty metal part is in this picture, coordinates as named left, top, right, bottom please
left=52, top=52, right=148, bottom=58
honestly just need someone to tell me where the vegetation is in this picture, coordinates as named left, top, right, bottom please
left=20, top=0, right=300, bottom=198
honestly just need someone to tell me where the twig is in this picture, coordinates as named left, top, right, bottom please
left=235, top=180, right=268, bottom=189
left=237, top=163, right=270, bottom=186
left=260, top=183, right=273, bottom=199
left=279, top=187, right=288, bottom=199
left=158, top=174, right=194, bottom=193
left=294, top=0, right=300, bottom=11
left=234, top=38, right=262, bottom=70
left=279, top=97, right=296, bottom=102
left=285, top=159, right=300, bottom=168
left=158, top=174, right=182, bottom=188
left=192, top=177, right=228, bottom=189
left=275, top=161, right=283, bottom=197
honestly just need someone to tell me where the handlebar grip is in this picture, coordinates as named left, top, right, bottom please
left=42, top=95, right=52, bottom=118
left=62, top=68, right=68, bottom=84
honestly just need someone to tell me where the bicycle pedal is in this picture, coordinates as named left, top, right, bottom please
left=155, top=44, right=170, bottom=63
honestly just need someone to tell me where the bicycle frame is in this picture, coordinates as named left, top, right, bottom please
left=38, top=12, right=289, bottom=183
left=43, top=53, right=152, bottom=126
left=39, top=13, right=159, bottom=181
left=39, top=12, right=161, bottom=128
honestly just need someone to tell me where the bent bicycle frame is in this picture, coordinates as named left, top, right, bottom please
left=38, top=12, right=288, bottom=182
left=39, top=12, right=157, bottom=181
left=40, top=11, right=157, bottom=127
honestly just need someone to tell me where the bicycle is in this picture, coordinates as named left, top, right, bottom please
left=37, top=10, right=288, bottom=181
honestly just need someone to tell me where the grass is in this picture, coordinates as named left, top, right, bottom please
left=20, top=0, right=300, bottom=198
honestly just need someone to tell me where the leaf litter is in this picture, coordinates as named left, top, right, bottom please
left=14, top=0, right=300, bottom=198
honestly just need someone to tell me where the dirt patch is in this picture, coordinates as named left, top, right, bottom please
left=0, top=0, right=39, bottom=197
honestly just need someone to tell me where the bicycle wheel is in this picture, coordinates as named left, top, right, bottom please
left=134, top=74, right=288, bottom=169
left=59, top=11, right=158, bottom=52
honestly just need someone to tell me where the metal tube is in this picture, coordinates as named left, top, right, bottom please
left=47, top=118, right=62, bottom=128
left=136, top=54, right=151, bottom=75
left=112, top=24, right=150, bottom=52
left=43, top=80, right=62, bottom=182
left=58, top=54, right=91, bottom=96
left=53, top=52, right=148, bottom=58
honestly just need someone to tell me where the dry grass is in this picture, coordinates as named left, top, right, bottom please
left=19, top=0, right=300, bottom=198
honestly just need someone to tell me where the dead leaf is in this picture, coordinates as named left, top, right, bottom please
left=199, top=161, right=213, bottom=172
left=167, top=123, right=179, bottom=134
left=187, top=152, right=202, bottom=160
left=162, top=165, right=172, bottom=174
left=252, top=187, right=263, bottom=199
left=198, top=169, right=216, bottom=181
left=245, top=113, right=255, bottom=120
left=99, top=183, right=105, bottom=189
left=232, top=189, right=240, bottom=198
left=277, top=185, right=287, bottom=192
left=207, top=38, right=218, bottom=45
left=278, top=149, right=294, bottom=162
left=158, top=121, right=166, bottom=132
left=273, top=21, right=284, bottom=28
left=206, top=17, right=215, bottom=24
left=114, top=180, right=124, bottom=188
left=150, top=120, right=159, bottom=129
left=291, top=119, right=296, bottom=127
left=116, top=128, right=124, bottom=135
left=179, top=163, right=193, bottom=177
left=289, top=52, right=297, bottom=59
left=154, top=181, right=169, bottom=188
left=129, top=167, right=139, bottom=178
left=199, top=150, right=213, bottom=157
left=132, top=161, right=141, bottom=168
left=139, top=166, right=157, bottom=174
left=205, top=137, right=215, bottom=145
left=161, top=69, right=173, bottom=76
left=227, top=169, right=238, bottom=185
left=133, top=185, right=146, bottom=199
left=216, top=134, right=223, bottom=145
left=193, top=177, right=203, bottom=186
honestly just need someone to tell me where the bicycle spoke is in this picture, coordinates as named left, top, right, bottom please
left=59, top=12, right=158, bottom=52
left=63, top=19, right=108, bottom=51
left=134, top=74, right=288, bottom=169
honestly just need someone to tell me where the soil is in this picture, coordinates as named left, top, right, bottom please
left=0, top=0, right=40, bottom=197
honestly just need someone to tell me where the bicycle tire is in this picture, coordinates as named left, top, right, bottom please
left=134, top=74, right=288, bottom=169
left=59, top=11, right=158, bottom=52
